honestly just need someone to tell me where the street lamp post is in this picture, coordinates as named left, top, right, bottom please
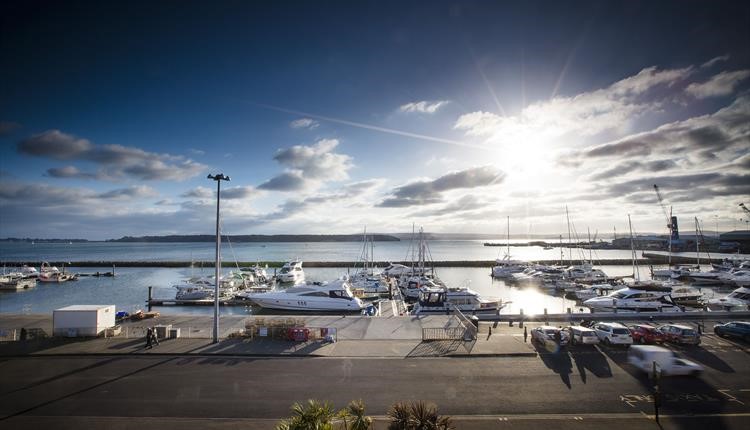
left=208, top=173, right=230, bottom=343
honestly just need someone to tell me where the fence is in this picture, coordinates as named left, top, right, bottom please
left=421, top=327, right=465, bottom=341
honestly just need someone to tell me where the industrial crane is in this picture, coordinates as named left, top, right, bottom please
left=653, top=184, right=674, bottom=260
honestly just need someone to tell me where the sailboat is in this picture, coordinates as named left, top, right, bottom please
left=348, top=227, right=389, bottom=295
left=491, top=216, right=527, bottom=278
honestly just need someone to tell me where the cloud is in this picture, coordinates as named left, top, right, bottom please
left=377, top=166, right=505, bottom=208
left=258, top=139, right=353, bottom=192
left=561, top=95, right=750, bottom=167
left=701, top=55, right=730, bottom=69
left=605, top=173, right=750, bottom=202
left=188, top=148, right=205, bottom=156
left=257, top=171, right=307, bottom=191
left=455, top=66, right=693, bottom=144
left=587, top=159, right=679, bottom=181
left=181, top=186, right=214, bottom=198
left=0, top=121, right=21, bottom=137
left=18, top=129, right=207, bottom=181
left=97, top=185, right=158, bottom=199
left=399, top=100, right=450, bottom=114
left=685, top=70, right=750, bottom=99
left=409, top=194, right=485, bottom=217
left=289, top=118, right=320, bottom=129
left=45, top=166, right=98, bottom=179
left=221, top=186, right=258, bottom=200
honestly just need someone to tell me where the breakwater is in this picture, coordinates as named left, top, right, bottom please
left=4, top=258, right=660, bottom=268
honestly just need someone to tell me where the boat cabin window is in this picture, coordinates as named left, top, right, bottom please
left=301, top=291, right=329, bottom=297
left=329, top=290, right=353, bottom=300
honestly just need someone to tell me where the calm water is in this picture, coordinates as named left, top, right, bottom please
left=1, top=240, right=741, bottom=263
left=0, top=241, right=741, bottom=316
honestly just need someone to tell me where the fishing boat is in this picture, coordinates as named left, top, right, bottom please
left=246, top=279, right=365, bottom=312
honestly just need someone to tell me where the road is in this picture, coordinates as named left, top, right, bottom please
left=0, top=333, right=748, bottom=429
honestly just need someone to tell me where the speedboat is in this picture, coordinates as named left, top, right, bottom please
left=276, top=260, right=305, bottom=284
left=246, top=279, right=365, bottom=312
left=412, top=285, right=504, bottom=315
left=669, top=285, right=704, bottom=307
left=583, top=287, right=683, bottom=312
left=707, top=286, right=750, bottom=311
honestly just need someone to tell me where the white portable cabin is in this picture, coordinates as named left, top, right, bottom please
left=53, top=305, right=116, bottom=337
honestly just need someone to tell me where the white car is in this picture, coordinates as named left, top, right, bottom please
left=628, top=345, right=703, bottom=377
left=593, top=322, right=633, bottom=346
left=564, top=325, right=600, bottom=345
left=531, top=325, right=569, bottom=347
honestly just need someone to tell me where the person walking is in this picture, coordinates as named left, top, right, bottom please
left=145, top=327, right=153, bottom=349
left=523, top=326, right=528, bottom=343
left=150, top=326, right=159, bottom=346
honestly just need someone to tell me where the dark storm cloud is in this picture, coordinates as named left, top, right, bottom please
left=18, top=129, right=207, bottom=181
left=257, top=171, right=307, bottom=191
left=377, top=166, right=505, bottom=208
left=0, top=121, right=21, bottom=137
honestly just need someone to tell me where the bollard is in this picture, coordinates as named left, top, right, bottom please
left=148, top=286, right=153, bottom=312
left=544, top=308, right=548, bottom=324
left=567, top=308, right=571, bottom=314
left=509, top=320, right=513, bottom=327
left=519, top=309, right=524, bottom=328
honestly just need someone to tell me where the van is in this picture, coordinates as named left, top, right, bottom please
left=565, top=325, right=599, bottom=345
left=627, top=345, right=703, bottom=377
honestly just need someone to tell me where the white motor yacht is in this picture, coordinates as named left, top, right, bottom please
left=247, top=279, right=365, bottom=311
left=563, top=264, right=608, bottom=283
left=412, top=285, right=504, bottom=315
left=572, top=284, right=616, bottom=301
left=276, top=260, right=305, bottom=284
left=175, top=284, right=215, bottom=300
left=728, top=270, right=750, bottom=287
left=707, top=286, right=750, bottom=311
left=583, top=287, right=683, bottom=312
left=491, top=256, right=527, bottom=279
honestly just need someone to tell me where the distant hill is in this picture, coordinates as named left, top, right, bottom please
left=106, top=234, right=400, bottom=243
left=0, top=238, right=89, bottom=243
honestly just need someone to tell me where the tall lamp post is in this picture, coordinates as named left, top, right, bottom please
left=208, top=173, right=230, bottom=343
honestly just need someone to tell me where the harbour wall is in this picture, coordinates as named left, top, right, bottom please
left=0, top=257, right=708, bottom=268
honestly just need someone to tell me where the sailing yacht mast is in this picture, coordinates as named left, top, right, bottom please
left=628, top=214, right=639, bottom=281
left=566, top=206, right=572, bottom=265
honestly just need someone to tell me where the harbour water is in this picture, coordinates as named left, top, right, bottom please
left=0, top=241, right=744, bottom=316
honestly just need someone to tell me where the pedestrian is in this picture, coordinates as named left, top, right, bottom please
left=523, top=326, right=528, bottom=343
left=151, top=326, right=159, bottom=346
left=145, top=327, right=153, bottom=349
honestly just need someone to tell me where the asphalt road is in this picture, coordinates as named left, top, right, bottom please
left=0, top=334, right=748, bottom=429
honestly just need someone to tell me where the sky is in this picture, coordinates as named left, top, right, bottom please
left=1, top=0, right=749, bottom=240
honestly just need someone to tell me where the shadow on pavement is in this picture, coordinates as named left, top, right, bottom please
left=197, top=338, right=327, bottom=356
left=532, top=340, right=572, bottom=388
left=673, top=345, right=735, bottom=373
left=569, top=345, right=612, bottom=383
left=407, top=340, right=462, bottom=357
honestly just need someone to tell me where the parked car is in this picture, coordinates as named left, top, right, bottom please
left=713, top=321, right=750, bottom=342
left=531, top=326, right=569, bottom=347
left=593, top=322, right=633, bottom=346
left=657, top=324, right=701, bottom=345
left=564, top=325, right=600, bottom=345
left=628, top=324, right=666, bottom=344
left=628, top=345, right=703, bottom=377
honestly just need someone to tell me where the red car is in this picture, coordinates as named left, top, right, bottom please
left=628, top=324, right=666, bottom=344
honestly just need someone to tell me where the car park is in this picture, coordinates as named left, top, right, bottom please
left=628, top=345, right=703, bottom=377
left=713, top=321, right=750, bottom=342
left=564, top=325, right=600, bottom=345
left=657, top=324, right=701, bottom=345
left=593, top=322, right=633, bottom=346
left=531, top=326, right=569, bottom=347
left=628, top=324, right=666, bottom=344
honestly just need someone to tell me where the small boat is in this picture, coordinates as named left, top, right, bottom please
left=0, top=274, right=36, bottom=291
left=37, top=271, right=77, bottom=283
left=246, top=279, right=365, bottom=312
left=412, top=284, right=504, bottom=315
left=174, top=284, right=215, bottom=300
left=276, top=260, right=305, bottom=284
left=707, top=286, right=750, bottom=311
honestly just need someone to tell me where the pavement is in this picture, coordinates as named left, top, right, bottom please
left=0, top=313, right=537, bottom=358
